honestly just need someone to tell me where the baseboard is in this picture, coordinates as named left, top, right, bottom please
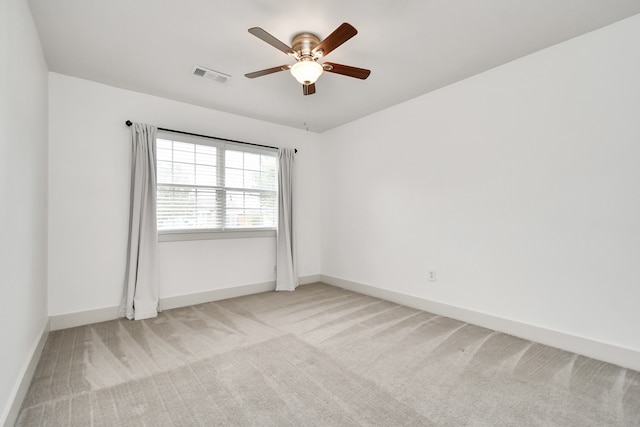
left=50, top=274, right=321, bottom=331
left=161, top=280, right=277, bottom=310
left=320, top=274, right=640, bottom=372
left=299, top=274, right=321, bottom=285
left=50, top=305, right=121, bottom=331
left=1, top=320, right=49, bottom=427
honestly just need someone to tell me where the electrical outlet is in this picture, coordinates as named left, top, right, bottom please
left=429, top=271, right=436, bottom=282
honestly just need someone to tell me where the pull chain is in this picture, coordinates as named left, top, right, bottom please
left=304, top=94, right=310, bottom=131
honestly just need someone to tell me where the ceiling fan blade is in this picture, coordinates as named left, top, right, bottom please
left=248, top=27, right=295, bottom=56
left=312, top=23, right=358, bottom=58
left=323, top=62, right=371, bottom=79
left=303, top=83, right=316, bottom=96
left=245, top=65, right=290, bottom=79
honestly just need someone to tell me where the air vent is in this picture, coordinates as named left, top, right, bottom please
left=192, top=66, right=231, bottom=84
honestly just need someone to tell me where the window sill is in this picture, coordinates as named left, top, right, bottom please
left=158, top=229, right=276, bottom=242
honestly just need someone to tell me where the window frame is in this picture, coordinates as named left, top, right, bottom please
left=155, top=131, right=278, bottom=241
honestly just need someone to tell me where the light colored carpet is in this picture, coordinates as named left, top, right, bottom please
left=17, top=283, right=640, bottom=426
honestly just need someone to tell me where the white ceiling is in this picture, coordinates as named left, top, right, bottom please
left=28, top=0, right=640, bottom=133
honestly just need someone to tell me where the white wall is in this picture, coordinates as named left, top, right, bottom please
left=322, top=15, right=640, bottom=356
left=48, top=73, right=321, bottom=316
left=0, top=0, right=49, bottom=423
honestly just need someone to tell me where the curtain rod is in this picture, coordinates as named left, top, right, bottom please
left=125, top=120, right=296, bottom=153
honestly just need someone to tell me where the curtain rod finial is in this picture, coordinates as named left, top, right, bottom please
left=125, top=120, right=132, bottom=127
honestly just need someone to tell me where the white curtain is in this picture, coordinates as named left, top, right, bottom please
left=276, top=148, right=298, bottom=291
left=120, top=123, right=160, bottom=320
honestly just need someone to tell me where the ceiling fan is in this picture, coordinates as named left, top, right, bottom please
left=244, top=22, right=371, bottom=96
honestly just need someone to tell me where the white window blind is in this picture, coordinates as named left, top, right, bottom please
left=156, top=132, right=277, bottom=234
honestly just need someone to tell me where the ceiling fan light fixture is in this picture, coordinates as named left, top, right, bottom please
left=290, top=60, right=323, bottom=85
left=246, top=23, right=369, bottom=95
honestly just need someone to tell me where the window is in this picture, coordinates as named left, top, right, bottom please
left=156, top=132, right=277, bottom=240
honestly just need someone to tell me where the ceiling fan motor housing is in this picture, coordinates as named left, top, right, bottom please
left=291, top=33, right=321, bottom=59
